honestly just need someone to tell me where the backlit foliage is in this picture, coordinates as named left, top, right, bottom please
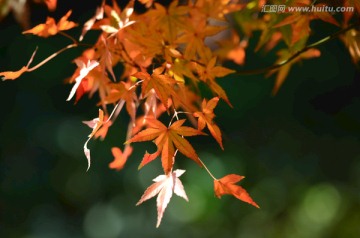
left=1, top=0, right=359, bottom=227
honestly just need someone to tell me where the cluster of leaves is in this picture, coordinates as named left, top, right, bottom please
left=1, top=0, right=359, bottom=227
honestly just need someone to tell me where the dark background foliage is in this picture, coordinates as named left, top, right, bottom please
left=1, top=1, right=360, bottom=237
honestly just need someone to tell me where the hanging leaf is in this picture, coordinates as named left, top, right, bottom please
left=214, top=174, right=259, bottom=208
left=126, top=118, right=205, bottom=174
left=23, top=10, right=77, bottom=38
left=109, top=146, right=133, bottom=170
left=136, top=169, right=188, bottom=227
left=194, top=97, right=224, bottom=149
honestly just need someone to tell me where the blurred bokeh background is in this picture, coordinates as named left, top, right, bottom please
left=1, top=0, right=360, bottom=237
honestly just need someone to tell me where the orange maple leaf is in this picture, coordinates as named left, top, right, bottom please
left=214, top=174, right=259, bottom=208
left=194, top=97, right=223, bottom=149
left=343, top=0, right=360, bottom=25
left=138, top=0, right=154, bottom=8
left=0, top=47, right=38, bottom=81
left=0, top=66, right=28, bottom=81
left=126, top=118, right=205, bottom=174
left=269, top=48, right=321, bottom=95
left=109, top=146, right=133, bottom=170
left=44, top=0, right=57, bottom=11
left=342, top=29, right=360, bottom=64
left=194, top=57, right=234, bottom=105
left=23, top=10, right=77, bottom=37
left=273, top=2, right=339, bottom=45
left=103, top=81, right=137, bottom=122
left=133, top=70, right=177, bottom=109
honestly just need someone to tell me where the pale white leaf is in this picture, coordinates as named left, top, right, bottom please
left=173, top=177, right=188, bottom=201
left=66, top=60, right=99, bottom=101
left=82, top=118, right=100, bottom=129
left=136, top=170, right=188, bottom=227
left=100, top=25, right=118, bottom=34
left=80, top=5, right=104, bottom=41
left=136, top=181, right=165, bottom=206
left=156, top=179, right=173, bottom=228
left=84, top=138, right=91, bottom=171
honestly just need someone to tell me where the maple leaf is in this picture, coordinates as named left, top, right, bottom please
left=133, top=70, right=177, bottom=109
left=99, top=35, right=117, bottom=82
left=44, top=0, right=57, bottom=11
left=194, top=97, right=223, bottom=149
left=143, top=88, right=158, bottom=119
left=170, top=83, right=200, bottom=113
left=344, top=0, right=360, bottom=24
left=74, top=78, right=90, bottom=104
left=100, top=1, right=135, bottom=35
left=82, top=109, right=105, bottom=171
left=189, top=0, right=243, bottom=21
left=79, top=2, right=104, bottom=41
left=177, top=18, right=226, bottom=60
left=216, top=31, right=247, bottom=65
left=273, top=2, right=339, bottom=45
left=103, top=81, right=137, bottom=122
left=92, top=115, right=111, bottom=140
left=342, top=29, right=360, bottom=64
left=126, top=119, right=205, bottom=174
left=194, top=57, right=234, bottom=105
left=138, top=0, right=154, bottom=8
left=146, top=0, right=189, bottom=43
left=33, top=0, right=57, bottom=11
left=167, top=58, right=197, bottom=84
left=0, top=47, right=38, bottom=81
left=214, top=174, right=259, bottom=208
left=66, top=59, right=99, bottom=102
left=66, top=48, right=113, bottom=107
left=136, top=169, right=188, bottom=228
left=132, top=102, right=167, bottom=136
left=23, top=10, right=77, bottom=38
left=269, top=48, right=321, bottom=95
left=109, top=145, right=133, bottom=170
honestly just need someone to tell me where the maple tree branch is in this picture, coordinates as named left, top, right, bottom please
left=27, top=43, right=78, bottom=72
left=235, top=23, right=360, bottom=75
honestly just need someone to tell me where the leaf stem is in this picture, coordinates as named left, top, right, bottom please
left=235, top=23, right=360, bottom=75
left=198, top=157, right=217, bottom=180
left=27, top=43, right=78, bottom=72
left=59, top=31, right=78, bottom=44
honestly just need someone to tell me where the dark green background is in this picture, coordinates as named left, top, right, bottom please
left=1, top=1, right=360, bottom=237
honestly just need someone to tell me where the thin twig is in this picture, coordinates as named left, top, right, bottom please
left=235, top=23, right=360, bottom=75
left=27, top=43, right=78, bottom=72
left=198, top=157, right=217, bottom=180
left=58, top=31, right=78, bottom=44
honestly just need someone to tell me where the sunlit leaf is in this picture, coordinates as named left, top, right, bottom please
left=23, top=10, right=77, bottom=38
left=136, top=169, right=188, bottom=227
left=214, top=174, right=259, bottom=208
left=126, top=118, right=205, bottom=174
